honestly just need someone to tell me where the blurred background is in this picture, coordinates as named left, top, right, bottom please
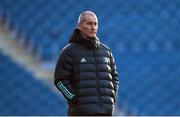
left=0, top=0, right=180, bottom=116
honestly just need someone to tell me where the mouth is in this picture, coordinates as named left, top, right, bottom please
left=90, top=31, right=97, bottom=34
left=88, top=32, right=96, bottom=38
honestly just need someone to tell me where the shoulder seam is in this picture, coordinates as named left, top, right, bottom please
left=61, top=43, right=76, bottom=54
left=100, top=43, right=111, bottom=51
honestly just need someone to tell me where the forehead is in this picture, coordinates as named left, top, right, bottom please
left=83, top=14, right=98, bottom=23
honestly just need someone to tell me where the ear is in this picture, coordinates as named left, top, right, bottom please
left=76, top=23, right=81, bottom=30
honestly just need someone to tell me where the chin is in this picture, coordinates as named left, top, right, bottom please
left=90, top=35, right=96, bottom=38
left=85, top=34, right=96, bottom=38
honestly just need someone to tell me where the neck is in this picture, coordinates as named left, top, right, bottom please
left=81, top=33, right=96, bottom=40
left=79, top=33, right=100, bottom=49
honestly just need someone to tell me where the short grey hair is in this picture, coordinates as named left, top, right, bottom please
left=77, top=11, right=98, bottom=24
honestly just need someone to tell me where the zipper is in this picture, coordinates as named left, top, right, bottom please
left=93, top=49, right=101, bottom=105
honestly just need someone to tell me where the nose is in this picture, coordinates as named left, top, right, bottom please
left=91, top=24, right=97, bottom=31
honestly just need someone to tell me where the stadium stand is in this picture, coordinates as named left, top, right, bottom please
left=0, top=0, right=180, bottom=115
left=0, top=52, right=67, bottom=115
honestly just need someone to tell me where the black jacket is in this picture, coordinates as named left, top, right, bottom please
left=54, top=29, right=119, bottom=116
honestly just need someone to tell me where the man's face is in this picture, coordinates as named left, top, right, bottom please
left=78, top=14, right=98, bottom=38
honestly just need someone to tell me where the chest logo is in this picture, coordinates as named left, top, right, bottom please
left=81, top=58, right=87, bottom=63
left=104, top=57, right=109, bottom=63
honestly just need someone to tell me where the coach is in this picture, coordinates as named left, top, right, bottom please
left=54, top=11, right=119, bottom=116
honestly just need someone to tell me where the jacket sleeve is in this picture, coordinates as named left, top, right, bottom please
left=110, top=51, right=119, bottom=102
left=54, top=48, right=76, bottom=102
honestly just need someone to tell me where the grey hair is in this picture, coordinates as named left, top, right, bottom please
left=77, top=11, right=98, bottom=24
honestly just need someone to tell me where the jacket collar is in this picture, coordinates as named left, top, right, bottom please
left=69, top=29, right=100, bottom=49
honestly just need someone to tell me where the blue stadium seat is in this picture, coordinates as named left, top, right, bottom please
left=0, top=53, right=67, bottom=115
left=1, top=0, right=180, bottom=115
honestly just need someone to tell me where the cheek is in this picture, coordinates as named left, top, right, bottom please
left=82, top=27, right=90, bottom=33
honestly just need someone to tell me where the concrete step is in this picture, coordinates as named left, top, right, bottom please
left=0, top=22, right=54, bottom=81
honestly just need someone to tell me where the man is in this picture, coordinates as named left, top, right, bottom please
left=54, top=11, right=119, bottom=116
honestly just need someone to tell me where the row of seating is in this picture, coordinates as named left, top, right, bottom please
left=1, top=0, right=180, bottom=115
left=0, top=53, right=67, bottom=115
left=118, top=51, right=180, bottom=115
left=1, top=0, right=180, bottom=61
